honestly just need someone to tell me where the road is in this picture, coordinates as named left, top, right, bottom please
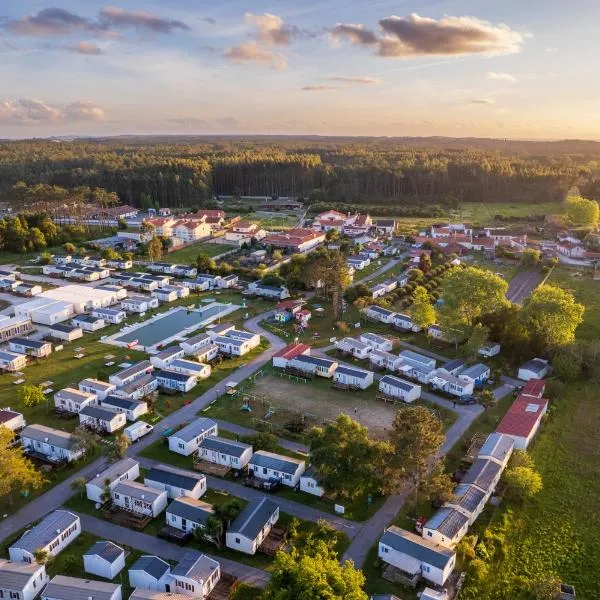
left=506, top=269, right=543, bottom=304
left=354, top=257, right=402, bottom=286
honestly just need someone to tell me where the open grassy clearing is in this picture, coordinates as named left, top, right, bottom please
left=163, top=242, right=237, bottom=263
left=247, top=214, right=299, bottom=229
left=352, top=256, right=392, bottom=280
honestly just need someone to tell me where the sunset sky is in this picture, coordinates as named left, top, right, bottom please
left=1, top=0, right=599, bottom=139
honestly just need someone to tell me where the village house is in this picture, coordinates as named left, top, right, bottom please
left=83, top=541, right=125, bottom=580
left=9, top=337, right=51, bottom=358
left=333, top=365, right=374, bottom=389
left=225, top=221, right=267, bottom=244
left=166, top=497, right=215, bottom=536
left=272, top=342, right=310, bottom=369
left=288, top=354, right=338, bottom=377
left=262, top=228, right=326, bottom=252
left=47, top=323, right=83, bottom=342
left=54, top=387, right=96, bottom=413
left=128, top=555, right=172, bottom=592
left=0, top=559, right=48, bottom=600
left=369, top=349, right=405, bottom=372
left=79, top=404, right=127, bottom=433
left=312, top=210, right=348, bottom=232
left=197, top=436, right=253, bottom=470
left=144, top=465, right=207, bottom=500
left=225, top=497, right=280, bottom=555
left=379, top=375, right=421, bottom=402
left=9, top=510, right=81, bottom=563
left=378, top=526, right=456, bottom=587
left=459, top=363, right=491, bottom=387
left=155, top=369, right=197, bottom=393
left=41, top=575, right=122, bottom=600
left=169, top=553, right=220, bottom=599
left=374, top=219, right=396, bottom=235
left=0, top=408, right=26, bottom=432
left=299, top=466, right=325, bottom=497
left=518, top=358, right=550, bottom=381
left=112, top=481, right=168, bottom=518
left=100, top=395, right=148, bottom=421
left=496, top=394, right=548, bottom=449
left=21, top=424, right=84, bottom=463
left=422, top=507, right=470, bottom=549
left=347, top=256, right=370, bottom=270
left=86, top=458, right=140, bottom=504
left=121, top=295, right=160, bottom=313
left=335, top=337, right=372, bottom=359
left=248, top=451, right=306, bottom=487
left=444, top=483, right=487, bottom=526
left=0, top=350, right=27, bottom=372
left=360, top=332, right=393, bottom=352
left=168, top=418, right=218, bottom=456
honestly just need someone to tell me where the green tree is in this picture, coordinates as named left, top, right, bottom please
left=146, top=236, right=163, bottom=262
left=63, top=242, right=76, bottom=253
left=195, top=514, right=224, bottom=548
left=305, top=251, right=351, bottom=320
left=552, top=344, right=584, bottom=380
left=410, top=285, right=436, bottom=330
left=118, top=217, right=127, bottom=230
left=215, top=499, right=242, bottom=529
left=38, top=252, right=52, bottom=265
left=107, top=434, right=130, bottom=461
left=566, top=195, right=599, bottom=228
left=101, top=247, right=121, bottom=261
left=19, top=385, right=46, bottom=408
left=240, top=432, right=279, bottom=453
left=521, top=248, right=542, bottom=267
left=504, top=465, right=543, bottom=500
left=463, top=323, right=490, bottom=359
left=521, top=284, right=584, bottom=351
left=70, top=477, right=87, bottom=498
left=478, top=389, right=496, bottom=422
left=309, top=415, right=390, bottom=502
left=420, top=461, right=454, bottom=505
left=530, top=574, right=561, bottom=600
left=196, top=253, right=215, bottom=273
left=71, top=426, right=100, bottom=455
left=33, top=549, right=52, bottom=566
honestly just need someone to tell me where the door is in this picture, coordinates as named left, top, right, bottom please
left=124, top=496, right=130, bottom=509
left=165, top=584, right=170, bottom=592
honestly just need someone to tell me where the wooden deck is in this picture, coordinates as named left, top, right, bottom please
left=259, top=526, right=287, bottom=555
left=208, top=572, right=238, bottom=600
left=101, top=506, right=151, bottom=530
left=193, top=459, right=231, bottom=477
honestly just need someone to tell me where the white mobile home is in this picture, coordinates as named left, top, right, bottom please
left=113, top=373, right=157, bottom=401
left=100, top=395, right=148, bottom=421
left=288, top=354, right=337, bottom=378
left=364, top=305, right=396, bottom=324
left=479, top=343, right=501, bottom=358
left=393, top=313, right=421, bottom=332
left=167, top=359, right=211, bottom=380
left=335, top=337, right=372, bottom=359
left=79, top=404, right=127, bottom=433
left=422, top=507, right=470, bottom=548
left=0, top=559, right=48, bottom=600
left=112, top=481, right=168, bottom=518
left=225, top=497, right=280, bottom=555
left=248, top=451, right=305, bottom=487
left=155, top=369, right=197, bottom=393
left=41, top=575, right=122, bottom=600
left=109, top=360, right=154, bottom=387
left=128, top=556, right=171, bottom=592
left=360, top=332, right=393, bottom=352
left=0, top=351, right=27, bottom=372
left=518, top=358, right=550, bottom=381
left=92, top=307, right=127, bottom=324
left=459, top=363, right=491, bottom=387
left=86, top=458, right=140, bottom=504
left=444, top=483, right=487, bottom=526
left=179, top=332, right=212, bottom=355
left=213, top=335, right=251, bottom=357
left=21, top=424, right=84, bottom=463
left=9, top=338, right=51, bottom=358
left=149, top=347, right=185, bottom=370
left=54, top=387, right=96, bottom=413
left=477, top=432, right=514, bottom=469
left=197, top=436, right=253, bottom=470
left=0, top=408, right=26, bottom=432
left=78, top=378, right=116, bottom=401
left=369, top=349, right=403, bottom=372
left=430, top=369, right=474, bottom=398
left=144, top=465, right=207, bottom=500
left=168, top=418, right=218, bottom=456
left=48, top=323, right=83, bottom=342
left=166, top=497, right=215, bottom=535
left=83, top=541, right=125, bottom=580
left=170, top=553, right=220, bottom=599
left=9, top=510, right=80, bottom=563
left=333, top=365, right=374, bottom=389
left=121, top=295, right=159, bottom=313
left=299, top=466, right=325, bottom=497
left=72, top=314, right=106, bottom=332
left=379, top=375, right=421, bottom=402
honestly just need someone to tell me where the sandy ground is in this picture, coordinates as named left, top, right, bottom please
left=251, top=375, right=397, bottom=439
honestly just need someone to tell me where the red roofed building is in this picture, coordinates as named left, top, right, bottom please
left=272, top=342, right=311, bottom=368
left=521, top=378, right=546, bottom=399
left=263, top=228, right=325, bottom=252
left=496, top=395, right=548, bottom=449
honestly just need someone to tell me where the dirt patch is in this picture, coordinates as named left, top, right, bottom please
left=250, top=375, right=397, bottom=439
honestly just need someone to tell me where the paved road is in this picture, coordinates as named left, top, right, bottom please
left=77, top=513, right=270, bottom=588
left=354, top=257, right=402, bottom=286
left=506, top=269, right=543, bottom=304
left=397, top=340, right=450, bottom=363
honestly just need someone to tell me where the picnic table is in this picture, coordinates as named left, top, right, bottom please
left=74, top=353, right=85, bottom=359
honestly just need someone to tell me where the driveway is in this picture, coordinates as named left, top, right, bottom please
left=506, top=269, right=543, bottom=304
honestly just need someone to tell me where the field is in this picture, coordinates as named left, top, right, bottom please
left=247, top=214, right=299, bottom=230
left=163, top=242, right=236, bottom=263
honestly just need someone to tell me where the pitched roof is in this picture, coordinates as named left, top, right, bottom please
left=335, top=365, right=372, bottom=380
left=86, top=458, right=139, bottom=490
left=496, top=395, right=548, bottom=439
left=366, top=305, right=395, bottom=317
left=102, top=395, right=145, bottom=411
left=460, top=363, right=490, bottom=380
left=171, top=552, right=219, bottom=584
left=198, top=435, right=252, bottom=458
left=291, top=354, right=336, bottom=369
left=145, top=465, right=205, bottom=491
left=10, top=337, right=47, bottom=349
left=0, top=409, right=22, bottom=424
left=167, top=497, right=214, bottom=525
left=228, top=497, right=279, bottom=539
left=520, top=358, right=548, bottom=375
left=113, top=481, right=164, bottom=503
left=84, top=541, right=123, bottom=564
left=80, top=404, right=123, bottom=421
left=170, top=418, right=217, bottom=443
left=79, top=379, right=114, bottom=391
left=461, top=458, right=502, bottom=493
left=0, top=559, right=43, bottom=590
left=156, top=369, right=195, bottom=383
left=42, top=575, right=120, bottom=600
left=380, top=526, right=454, bottom=570
left=447, top=483, right=486, bottom=514
left=521, top=378, right=545, bottom=398
left=424, top=507, right=469, bottom=538
left=478, top=433, right=514, bottom=463
left=11, top=510, right=78, bottom=553
left=380, top=375, right=417, bottom=392
left=21, top=424, right=74, bottom=450
left=273, top=342, right=310, bottom=361
left=249, top=450, right=304, bottom=475
left=130, top=555, right=170, bottom=580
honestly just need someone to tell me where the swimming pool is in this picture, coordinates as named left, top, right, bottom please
left=111, top=303, right=239, bottom=349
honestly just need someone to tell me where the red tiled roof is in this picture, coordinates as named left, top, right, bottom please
left=316, top=210, right=346, bottom=220
left=194, top=209, right=225, bottom=218
left=496, top=395, right=548, bottom=438
left=263, top=228, right=324, bottom=248
left=273, top=342, right=310, bottom=360
left=521, top=378, right=545, bottom=398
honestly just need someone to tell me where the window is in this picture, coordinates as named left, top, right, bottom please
left=422, top=565, right=430, bottom=573
left=427, top=531, right=432, bottom=537
left=235, top=537, right=240, bottom=544
left=381, top=546, right=388, bottom=553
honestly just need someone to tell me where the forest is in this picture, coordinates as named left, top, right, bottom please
left=2, top=136, right=600, bottom=209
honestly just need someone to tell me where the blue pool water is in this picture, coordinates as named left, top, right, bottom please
left=115, top=304, right=234, bottom=347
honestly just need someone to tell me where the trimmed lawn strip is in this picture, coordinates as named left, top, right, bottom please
left=163, top=242, right=237, bottom=262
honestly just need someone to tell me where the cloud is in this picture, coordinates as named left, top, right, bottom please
left=5, top=8, right=89, bottom=36
left=202, top=17, right=217, bottom=25
left=486, top=71, right=516, bottom=82
left=245, top=12, right=292, bottom=46
left=67, top=41, right=103, bottom=55
left=216, top=116, right=241, bottom=128
left=332, top=13, right=526, bottom=59
left=98, top=6, right=190, bottom=33
left=323, top=76, right=382, bottom=84
left=470, top=98, right=495, bottom=104
left=302, top=85, right=339, bottom=91
left=0, top=98, right=105, bottom=124
left=223, top=42, right=286, bottom=70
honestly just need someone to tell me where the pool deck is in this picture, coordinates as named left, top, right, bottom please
left=102, top=302, right=240, bottom=351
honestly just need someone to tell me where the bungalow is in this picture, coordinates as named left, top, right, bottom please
left=21, top=424, right=84, bottom=463
left=167, top=359, right=211, bottom=379
left=370, top=283, right=388, bottom=299
left=168, top=418, right=218, bottom=456
left=86, top=458, right=140, bottom=504
left=422, top=507, right=469, bottom=549
left=129, top=590, right=191, bottom=600
left=83, top=541, right=125, bottom=580
left=272, top=342, right=310, bottom=369
left=106, top=259, right=133, bottom=270
left=333, top=365, right=374, bottom=389
left=363, top=305, right=396, bottom=324
left=299, top=466, right=325, bottom=497
left=152, top=285, right=190, bottom=303
left=398, top=350, right=436, bottom=370
left=427, top=324, right=445, bottom=340
left=147, top=263, right=177, bottom=274
left=375, top=219, right=397, bottom=235
left=0, top=315, right=33, bottom=342
left=169, top=553, right=220, bottom=599
left=378, top=526, right=456, bottom=587
left=443, top=359, right=465, bottom=376
left=128, top=278, right=159, bottom=292
left=247, top=282, right=290, bottom=300
left=79, top=378, right=116, bottom=401
left=0, top=350, right=27, bottom=372
left=288, top=354, right=337, bottom=378
left=54, top=387, right=96, bottom=413
left=114, top=373, right=158, bottom=401
left=173, top=265, right=198, bottom=278
left=379, top=375, right=421, bottom=403
left=369, top=349, right=404, bottom=372
left=478, top=343, right=501, bottom=358
left=335, top=337, right=372, bottom=359
left=128, top=555, right=171, bottom=592
left=190, top=343, right=219, bottom=363
left=180, top=332, right=212, bottom=355
left=393, top=313, right=421, bottom=332
left=430, top=369, right=474, bottom=398
left=461, top=458, right=503, bottom=497
left=79, top=404, right=127, bottom=433
left=41, top=576, right=121, bottom=600
left=274, top=301, right=303, bottom=323
left=396, top=271, right=410, bottom=287
left=0, top=559, right=48, bottom=600
left=477, top=432, right=514, bottom=469
left=518, top=358, right=550, bottom=381
left=166, top=497, right=215, bottom=535
left=249, top=451, right=305, bottom=487
left=15, top=284, right=42, bottom=297
left=121, top=295, right=159, bottom=313
left=9, top=510, right=81, bottom=563
left=225, top=329, right=261, bottom=350
left=9, top=338, right=52, bottom=358
left=198, top=436, right=253, bottom=470
left=225, top=497, right=280, bottom=555
left=213, top=335, right=251, bottom=357
left=347, top=256, right=370, bottom=270
left=100, top=395, right=148, bottom=421
left=91, top=307, right=127, bottom=324
left=144, top=465, right=207, bottom=500
left=187, top=274, right=220, bottom=290
left=360, top=332, right=393, bottom=352
left=0, top=408, right=26, bottom=432
left=72, top=314, right=106, bottom=332
left=459, top=363, right=491, bottom=387
left=496, top=394, right=548, bottom=449
left=48, top=323, right=83, bottom=342
left=444, top=483, right=487, bottom=526
left=155, top=369, right=197, bottom=393
left=218, top=274, right=238, bottom=288
left=109, top=360, right=154, bottom=387
left=150, top=347, right=185, bottom=370
left=112, top=481, right=168, bottom=518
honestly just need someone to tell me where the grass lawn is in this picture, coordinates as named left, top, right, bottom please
left=163, top=242, right=236, bottom=263
left=353, top=256, right=392, bottom=280
left=248, top=215, right=298, bottom=230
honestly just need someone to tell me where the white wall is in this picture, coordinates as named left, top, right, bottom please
left=84, top=553, right=125, bottom=580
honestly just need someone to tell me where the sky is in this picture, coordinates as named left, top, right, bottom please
left=1, top=0, right=599, bottom=140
